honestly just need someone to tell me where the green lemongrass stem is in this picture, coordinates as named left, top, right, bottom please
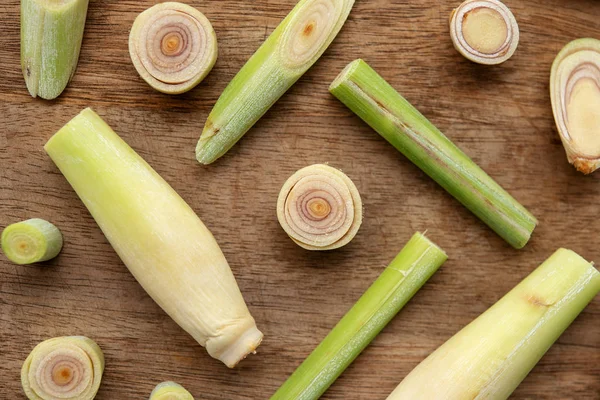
left=22, top=336, right=104, bottom=400
left=150, top=381, right=194, bottom=400
left=329, top=60, right=537, bottom=249
left=195, top=0, right=354, bottom=164
left=1, top=218, right=63, bottom=265
left=21, top=0, right=89, bottom=99
left=44, top=108, right=262, bottom=368
left=271, top=232, right=447, bottom=400
left=388, top=248, right=600, bottom=400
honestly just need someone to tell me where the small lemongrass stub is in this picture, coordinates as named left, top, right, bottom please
left=277, top=164, right=362, bottom=250
left=150, top=381, right=194, bottom=400
left=1, top=219, right=63, bottom=265
left=129, top=2, right=218, bottom=94
left=449, top=0, right=519, bottom=65
left=21, top=336, right=105, bottom=400
left=550, top=38, right=600, bottom=174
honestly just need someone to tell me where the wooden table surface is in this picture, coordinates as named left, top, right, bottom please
left=1, top=0, right=599, bottom=398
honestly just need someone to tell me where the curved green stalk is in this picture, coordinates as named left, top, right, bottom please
left=1, top=218, right=63, bottom=264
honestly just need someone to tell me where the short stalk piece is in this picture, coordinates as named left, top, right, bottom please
left=129, top=2, right=218, bottom=94
left=330, top=60, right=537, bottom=249
left=271, top=232, right=447, bottom=400
left=550, top=38, right=600, bottom=174
left=150, top=381, right=194, bottom=400
left=277, top=164, right=362, bottom=250
left=1, top=218, right=63, bottom=265
left=449, top=0, right=519, bottom=65
left=195, top=0, right=354, bottom=164
left=21, top=336, right=104, bottom=400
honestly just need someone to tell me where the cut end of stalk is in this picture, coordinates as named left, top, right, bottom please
left=129, top=2, right=218, bottom=94
left=213, top=325, right=263, bottom=368
left=329, top=58, right=363, bottom=92
left=550, top=38, right=600, bottom=174
left=449, top=0, right=518, bottom=65
left=276, top=164, right=362, bottom=250
left=1, top=219, right=63, bottom=265
left=150, top=381, right=194, bottom=400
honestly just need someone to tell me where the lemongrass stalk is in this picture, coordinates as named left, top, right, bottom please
left=449, top=0, right=519, bottom=65
left=388, top=248, right=600, bottom=400
left=22, top=336, right=104, bottom=400
left=550, top=38, right=600, bottom=174
left=44, top=108, right=262, bottom=368
left=129, top=2, right=218, bottom=94
left=1, top=218, right=63, bottom=265
left=21, top=0, right=89, bottom=99
left=329, top=59, right=537, bottom=249
left=150, top=381, right=194, bottom=400
left=271, top=232, right=447, bottom=400
left=195, top=0, right=354, bottom=164
left=277, top=164, right=362, bottom=250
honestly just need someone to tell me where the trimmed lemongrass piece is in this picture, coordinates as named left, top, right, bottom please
left=21, top=336, right=104, bottom=400
left=129, top=2, right=218, bottom=94
left=271, top=232, right=447, bottom=400
left=276, top=164, right=362, bottom=250
left=449, top=0, right=519, bottom=65
left=21, top=0, right=89, bottom=99
left=330, top=60, right=537, bottom=249
left=150, top=381, right=194, bottom=400
left=1, top=219, right=63, bottom=265
left=550, top=38, right=600, bottom=174
left=195, top=0, right=354, bottom=164
left=45, top=108, right=262, bottom=368
left=388, top=248, right=600, bottom=400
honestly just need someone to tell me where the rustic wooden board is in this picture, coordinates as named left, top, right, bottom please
left=1, top=0, right=599, bottom=398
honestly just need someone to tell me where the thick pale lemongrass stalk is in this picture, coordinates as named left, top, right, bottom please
left=276, top=164, right=362, bottom=250
left=550, top=38, right=600, bottom=174
left=21, top=0, right=89, bottom=99
left=330, top=60, right=537, bottom=249
left=388, top=248, right=600, bottom=400
left=271, top=232, right=447, bottom=400
left=195, top=0, right=354, bottom=164
left=1, top=218, right=63, bottom=265
left=150, top=381, right=194, bottom=400
left=129, top=2, right=218, bottom=94
left=21, top=336, right=104, bottom=400
left=44, top=108, right=262, bottom=368
left=449, top=0, right=518, bottom=65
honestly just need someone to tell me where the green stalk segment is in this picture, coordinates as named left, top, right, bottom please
left=195, top=0, right=354, bottom=164
left=329, top=59, right=537, bottom=249
left=271, top=232, right=447, bottom=400
left=388, top=248, right=600, bottom=400
left=1, top=218, right=63, bottom=264
left=150, top=381, right=194, bottom=400
left=21, top=0, right=89, bottom=100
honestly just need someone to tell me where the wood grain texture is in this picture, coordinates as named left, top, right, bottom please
left=1, top=0, right=599, bottom=399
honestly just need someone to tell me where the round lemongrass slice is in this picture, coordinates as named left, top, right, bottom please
left=129, top=2, right=217, bottom=94
left=21, top=336, right=105, bottom=400
left=550, top=38, right=600, bottom=174
left=449, top=0, right=519, bottom=65
left=277, top=164, right=362, bottom=251
left=150, top=381, right=194, bottom=400
left=1, top=218, right=63, bottom=265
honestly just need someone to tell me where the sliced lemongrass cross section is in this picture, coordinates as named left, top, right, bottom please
left=21, top=336, right=104, bottom=400
left=129, top=2, right=217, bottom=94
left=1, top=219, right=63, bottom=265
left=550, top=38, right=600, bottom=174
left=449, top=0, right=519, bottom=65
left=277, top=164, right=362, bottom=250
left=150, top=381, right=194, bottom=400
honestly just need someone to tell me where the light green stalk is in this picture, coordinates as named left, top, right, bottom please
left=388, top=248, right=600, bottom=400
left=44, top=108, right=263, bottom=368
left=21, top=0, right=89, bottom=100
left=150, top=381, right=194, bottom=400
left=195, top=0, right=354, bottom=164
left=1, top=218, right=63, bottom=264
left=329, top=60, right=537, bottom=249
left=271, top=232, right=447, bottom=400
